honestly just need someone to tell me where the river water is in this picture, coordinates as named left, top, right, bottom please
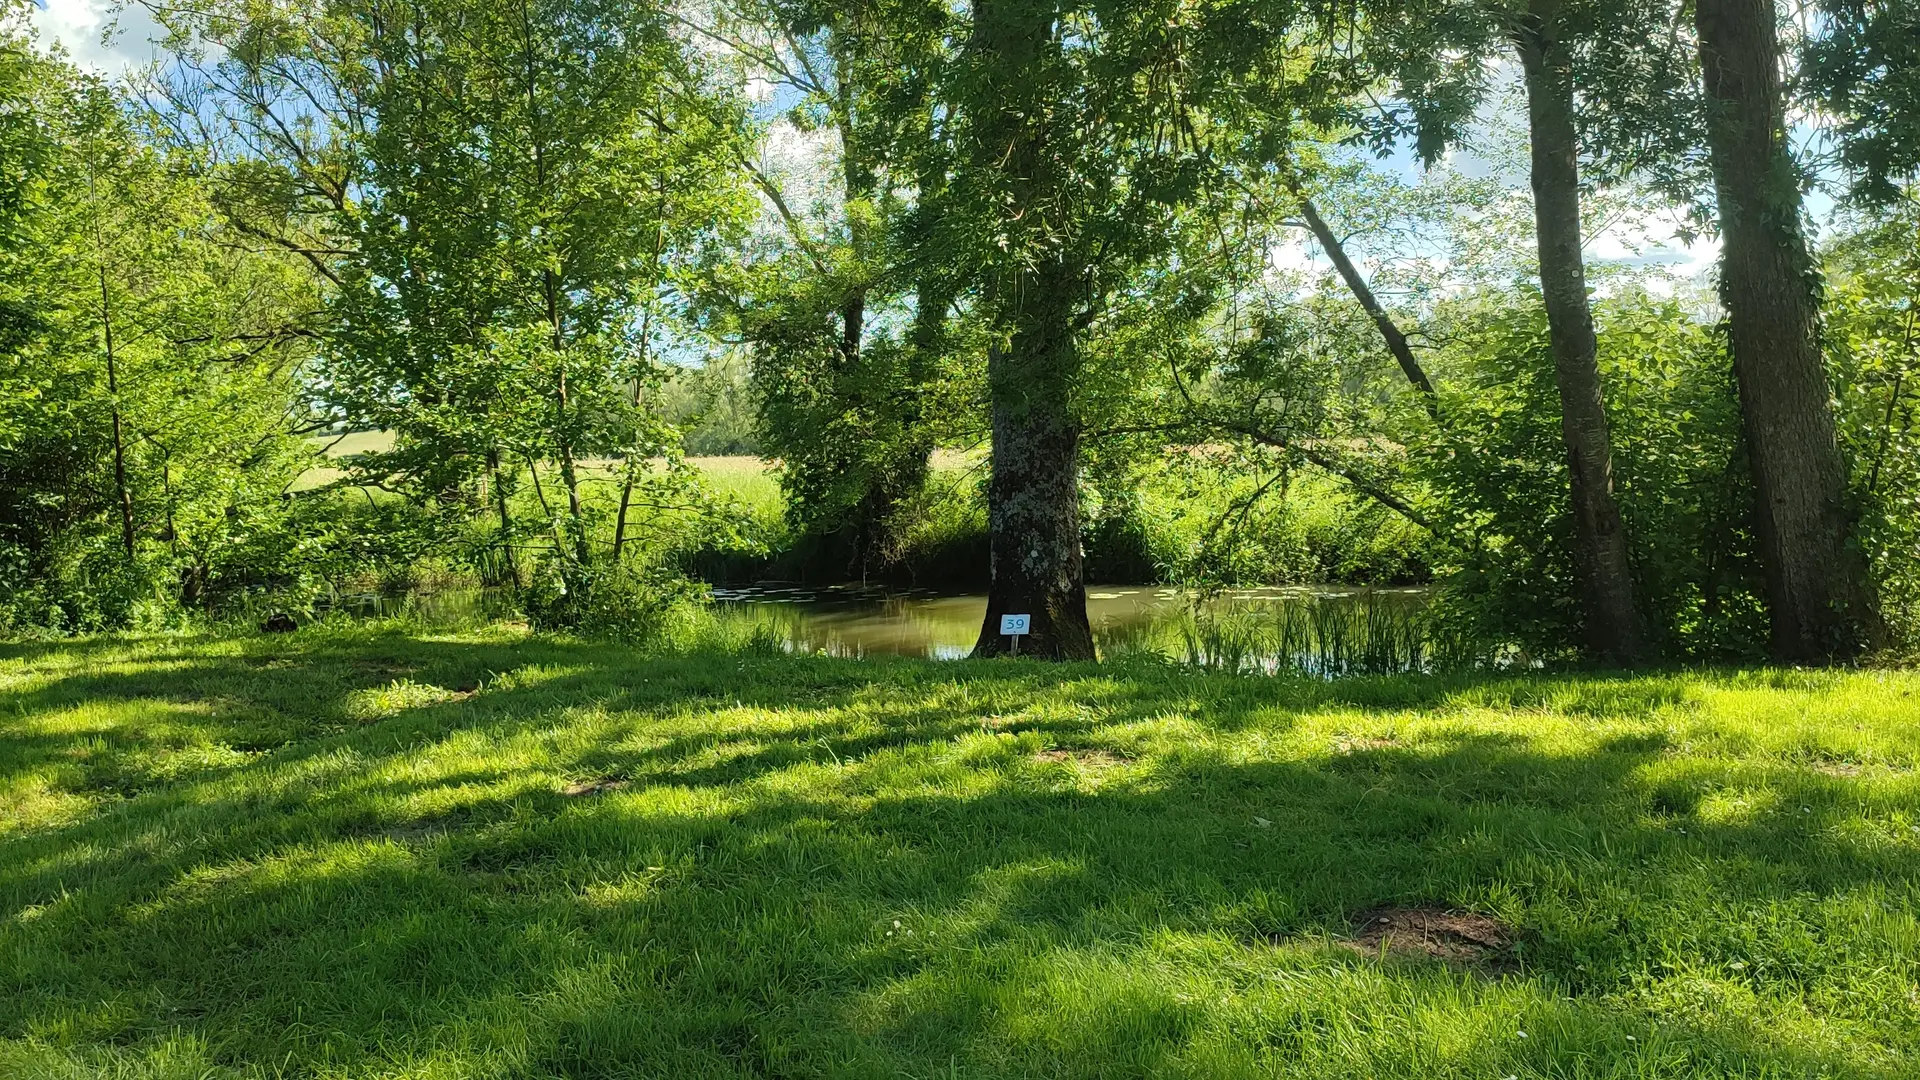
left=711, top=584, right=1433, bottom=665
left=327, top=582, right=1437, bottom=671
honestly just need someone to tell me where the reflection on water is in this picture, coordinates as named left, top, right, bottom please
left=324, top=581, right=1449, bottom=674
left=713, top=583, right=1436, bottom=670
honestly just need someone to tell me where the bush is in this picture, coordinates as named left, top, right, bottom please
left=522, top=560, right=709, bottom=642
left=1416, top=288, right=1767, bottom=661
left=1826, top=207, right=1920, bottom=648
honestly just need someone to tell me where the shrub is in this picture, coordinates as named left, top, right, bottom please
left=1417, top=288, right=1767, bottom=661
left=522, top=560, right=709, bottom=642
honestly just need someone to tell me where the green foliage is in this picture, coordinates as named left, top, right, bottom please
left=4, top=0, right=1917, bottom=672
left=744, top=298, right=963, bottom=570
left=1094, top=456, right=1434, bottom=589
left=0, top=27, right=323, bottom=633
left=1825, top=201, right=1920, bottom=644
left=159, top=0, right=756, bottom=601
left=1419, top=289, right=1765, bottom=661
left=690, top=0, right=975, bottom=577
left=1362, top=0, right=1706, bottom=202
left=656, top=353, right=761, bottom=456
left=521, top=559, right=709, bottom=641
left=1804, top=1, right=1920, bottom=203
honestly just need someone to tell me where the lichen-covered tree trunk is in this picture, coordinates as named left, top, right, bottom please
left=971, top=265, right=1095, bottom=660
left=1517, top=12, right=1650, bottom=665
left=1695, top=0, right=1884, bottom=662
left=965, top=0, right=1094, bottom=660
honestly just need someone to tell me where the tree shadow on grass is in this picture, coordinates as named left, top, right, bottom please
left=1, top=635, right=1916, bottom=1077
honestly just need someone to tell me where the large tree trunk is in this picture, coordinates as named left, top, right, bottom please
left=971, top=263, right=1095, bottom=659
left=966, top=0, right=1094, bottom=660
left=1695, top=0, right=1884, bottom=662
left=1516, top=9, right=1651, bottom=665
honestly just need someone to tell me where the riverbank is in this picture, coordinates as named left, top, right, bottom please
left=4, top=627, right=1917, bottom=1077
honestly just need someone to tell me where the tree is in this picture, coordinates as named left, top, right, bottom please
left=1511, top=0, right=1649, bottom=663
left=0, top=23, right=321, bottom=630
left=156, top=0, right=752, bottom=604
left=1694, top=0, right=1884, bottom=661
left=902, top=0, right=1359, bottom=660
left=1371, top=0, right=1687, bottom=664
left=692, top=0, right=960, bottom=579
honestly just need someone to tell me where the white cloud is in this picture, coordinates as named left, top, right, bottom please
left=1268, top=233, right=1321, bottom=276
left=31, top=0, right=164, bottom=74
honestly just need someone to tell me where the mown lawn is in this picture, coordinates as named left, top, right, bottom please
left=3, top=628, right=1919, bottom=1078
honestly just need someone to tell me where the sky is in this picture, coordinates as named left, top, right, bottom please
left=31, top=0, right=163, bottom=72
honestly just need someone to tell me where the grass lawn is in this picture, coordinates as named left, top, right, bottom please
left=684, top=456, right=783, bottom=521
left=3, top=628, right=1919, bottom=1078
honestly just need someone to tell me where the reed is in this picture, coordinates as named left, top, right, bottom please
left=1177, top=590, right=1456, bottom=676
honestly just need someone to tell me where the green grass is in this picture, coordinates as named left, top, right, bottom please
left=4, top=629, right=1919, bottom=1078
left=688, top=455, right=784, bottom=521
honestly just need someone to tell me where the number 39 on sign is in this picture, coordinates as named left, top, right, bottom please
left=999, top=613, right=1032, bottom=656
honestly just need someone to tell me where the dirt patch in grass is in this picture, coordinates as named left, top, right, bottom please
left=1343, top=907, right=1516, bottom=968
left=561, top=776, right=630, bottom=797
left=1032, top=748, right=1131, bottom=769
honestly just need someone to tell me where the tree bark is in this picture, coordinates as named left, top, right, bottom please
left=486, top=448, right=520, bottom=590
left=967, top=0, right=1094, bottom=660
left=1516, top=8, right=1651, bottom=665
left=1695, top=0, right=1885, bottom=662
left=90, top=169, right=135, bottom=562
left=971, top=264, right=1096, bottom=660
left=615, top=194, right=670, bottom=565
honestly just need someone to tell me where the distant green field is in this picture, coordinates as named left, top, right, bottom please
left=687, top=455, right=782, bottom=517
left=292, top=441, right=975, bottom=523
left=294, top=433, right=784, bottom=510
left=3, top=628, right=1919, bottom=1076
left=315, top=430, right=398, bottom=457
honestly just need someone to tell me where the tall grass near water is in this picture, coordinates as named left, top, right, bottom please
left=1163, top=591, right=1480, bottom=676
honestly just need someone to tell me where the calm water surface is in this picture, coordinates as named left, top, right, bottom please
left=325, top=582, right=1436, bottom=669
left=712, top=584, right=1430, bottom=661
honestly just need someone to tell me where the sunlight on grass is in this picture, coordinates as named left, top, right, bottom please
left=1, top=629, right=1918, bottom=1077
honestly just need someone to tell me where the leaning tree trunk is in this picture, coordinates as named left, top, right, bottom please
left=1695, top=0, right=1884, bottom=662
left=1517, top=10, right=1651, bottom=665
left=1290, top=190, right=1440, bottom=416
left=971, top=262, right=1096, bottom=660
